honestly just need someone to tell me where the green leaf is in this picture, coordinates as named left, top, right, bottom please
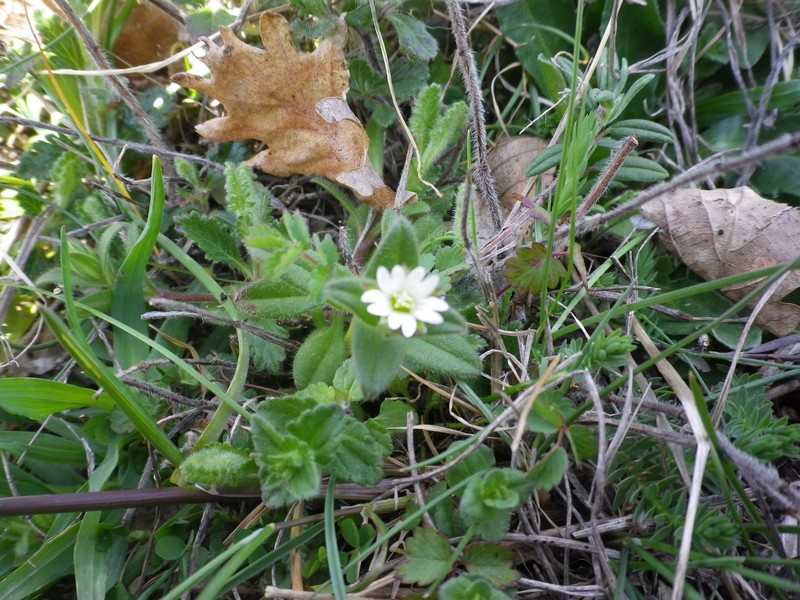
left=236, top=267, right=319, bottom=319
left=224, top=163, right=274, bottom=236
left=324, top=420, right=390, bottom=485
left=371, top=399, right=417, bottom=430
left=364, top=216, right=420, bottom=277
left=293, top=320, right=347, bottom=389
left=74, top=441, right=122, bottom=599
left=0, top=378, right=114, bottom=419
left=440, top=575, right=510, bottom=600
left=246, top=321, right=288, bottom=373
left=463, top=543, right=519, bottom=586
left=256, top=396, right=317, bottom=429
left=526, top=392, right=581, bottom=436
left=419, top=101, right=469, bottom=174
left=403, top=334, right=481, bottom=378
left=251, top=415, right=321, bottom=506
left=504, top=243, right=568, bottom=295
left=112, top=157, right=164, bottom=369
left=42, top=305, right=184, bottom=467
left=445, top=444, right=496, bottom=487
left=606, top=119, right=675, bottom=144
left=612, top=155, right=669, bottom=183
left=389, top=14, right=438, bottom=61
left=0, top=523, right=78, bottom=600
left=333, top=359, right=364, bottom=403
left=179, top=443, right=258, bottom=488
left=497, top=0, right=575, bottom=87
left=528, top=446, right=568, bottom=490
left=695, top=80, right=800, bottom=126
left=526, top=143, right=563, bottom=177
left=0, top=431, right=87, bottom=465
left=326, top=276, right=377, bottom=324
left=410, top=84, right=442, bottom=153
left=396, top=528, right=453, bottom=585
left=178, top=213, right=250, bottom=274
left=460, top=469, right=532, bottom=541
left=537, top=56, right=569, bottom=116
left=351, top=318, right=406, bottom=398
left=287, top=404, right=346, bottom=460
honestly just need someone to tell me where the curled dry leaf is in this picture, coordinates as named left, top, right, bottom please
left=173, top=13, right=396, bottom=209
left=642, top=187, right=800, bottom=336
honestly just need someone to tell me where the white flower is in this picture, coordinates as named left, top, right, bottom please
left=360, top=265, right=449, bottom=338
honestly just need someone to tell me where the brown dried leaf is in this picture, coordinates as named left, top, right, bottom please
left=173, top=13, right=395, bottom=209
left=475, top=136, right=553, bottom=247
left=113, top=1, right=187, bottom=86
left=487, top=135, right=553, bottom=211
left=642, top=187, right=800, bottom=336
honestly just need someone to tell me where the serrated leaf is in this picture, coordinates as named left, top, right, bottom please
left=251, top=415, right=321, bottom=506
left=568, top=425, right=598, bottom=461
left=445, top=444, right=496, bottom=487
left=528, top=446, right=568, bottom=490
left=420, top=102, right=468, bottom=173
left=293, top=321, right=346, bottom=389
left=0, top=378, right=114, bottom=419
left=410, top=84, right=441, bottom=152
left=245, top=320, right=288, bottom=373
left=435, top=245, right=467, bottom=273
left=463, top=544, right=519, bottom=586
left=460, top=468, right=532, bottom=541
left=179, top=212, right=249, bottom=272
left=389, top=14, right=438, bottom=61
left=440, top=575, right=511, bottom=600
left=287, top=404, right=346, bottom=460
left=371, top=399, right=416, bottom=430
left=403, top=334, right=481, bottom=378
left=364, top=216, right=420, bottom=277
left=332, top=358, right=363, bottom=403
left=255, top=396, right=317, bottom=428
left=351, top=318, right=406, bottom=398
left=323, top=419, right=389, bottom=485
left=396, top=528, right=453, bottom=585
left=505, top=243, right=567, bottom=295
left=236, top=265, right=319, bottom=318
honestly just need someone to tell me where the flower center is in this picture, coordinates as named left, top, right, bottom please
left=391, top=290, right=415, bottom=312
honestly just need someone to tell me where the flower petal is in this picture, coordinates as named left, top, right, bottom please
left=375, top=266, right=393, bottom=292
left=420, top=297, right=449, bottom=312
left=414, top=273, right=441, bottom=298
left=414, top=307, right=445, bottom=325
left=400, top=315, right=418, bottom=337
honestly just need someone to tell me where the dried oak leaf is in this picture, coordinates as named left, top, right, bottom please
left=173, top=13, right=395, bottom=209
left=642, top=187, right=800, bottom=336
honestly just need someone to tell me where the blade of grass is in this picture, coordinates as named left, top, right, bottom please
left=45, top=230, right=184, bottom=466
left=159, top=525, right=274, bottom=600
left=194, top=526, right=276, bottom=600
left=0, top=522, right=79, bottom=600
left=0, top=378, right=114, bottom=419
left=324, top=477, right=348, bottom=600
left=111, top=156, right=164, bottom=369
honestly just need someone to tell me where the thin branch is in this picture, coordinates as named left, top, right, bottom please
left=567, top=131, right=800, bottom=242
left=0, top=116, right=224, bottom=172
